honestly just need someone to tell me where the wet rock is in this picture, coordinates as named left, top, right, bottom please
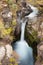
left=15, top=24, right=21, bottom=36
left=16, top=1, right=32, bottom=19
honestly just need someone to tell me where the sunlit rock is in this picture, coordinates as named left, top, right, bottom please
left=0, top=44, right=13, bottom=61
left=5, top=44, right=13, bottom=58
left=0, top=46, right=5, bottom=61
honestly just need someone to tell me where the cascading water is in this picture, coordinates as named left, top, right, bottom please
left=14, top=4, right=38, bottom=65
left=20, top=20, right=26, bottom=41
left=14, top=20, right=34, bottom=65
left=26, top=4, right=38, bottom=19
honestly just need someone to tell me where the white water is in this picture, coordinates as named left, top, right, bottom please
left=14, top=4, right=38, bottom=65
left=26, top=4, right=38, bottom=19
left=21, top=20, right=27, bottom=41
left=14, top=21, right=33, bottom=65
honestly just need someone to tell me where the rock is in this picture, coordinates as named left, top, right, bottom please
left=35, top=42, right=43, bottom=65
left=35, top=60, right=42, bottom=65
left=0, top=44, right=13, bottom=61
left=26, top=0, right=43, bottom=12
left=0, top=46, right=5, bottom=61
left=37, top=42, right=43, bottom=58
left=25, top=12, right=43, bottom=42
left=15, top=23, right=21, bottom=36
left=15, top=4, right=32, bottom=35
left=0, top=1, right=18, bottom=41
left=0, top=0, right=43, bottom=64
left=16, top=1, right=32, bottom=18
left=25, top=10, right=43, bottom=61
left=1, top=7, right=13, bottom=22
left=5, top=44, right=13, bottom=58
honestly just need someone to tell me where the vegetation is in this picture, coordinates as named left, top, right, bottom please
left=0, top=0, right=43, bottom=64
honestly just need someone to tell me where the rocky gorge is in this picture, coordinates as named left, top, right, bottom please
left=0, top=0, right=43, bottom=65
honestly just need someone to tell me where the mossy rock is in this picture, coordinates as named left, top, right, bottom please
left=25, top=22, right=39, bottom=45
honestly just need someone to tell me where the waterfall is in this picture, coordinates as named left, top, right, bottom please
left=20, top=20, right=27, bottom=41
left=14, top=4, right=38, bottom=65
left=14, top=19, right=34, bottom=65
left=26, top=4, right=38, bottom=19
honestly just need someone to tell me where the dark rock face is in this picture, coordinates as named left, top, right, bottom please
left=16, top=1, right=32, bottom=18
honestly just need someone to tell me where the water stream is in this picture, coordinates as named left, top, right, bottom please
left=14, top=4, right=38, bottom=65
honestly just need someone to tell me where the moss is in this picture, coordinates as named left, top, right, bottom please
left=25, top=25, right=39, bottom=44
left=25, top=26, right=40, bottom=61
left=1, top=57, right=18, bottom=65
left=9, top=58, right=18, bottom=65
